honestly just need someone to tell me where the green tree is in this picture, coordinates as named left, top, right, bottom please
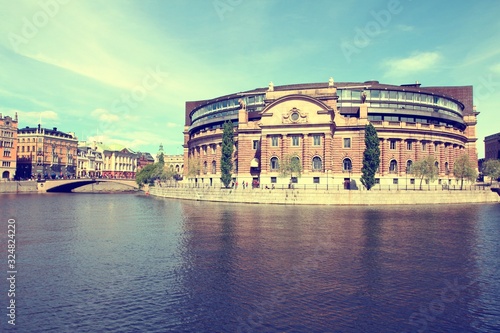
left=135, top=162, right=174, bottom=186
left=220, top=120, right=234, bottom=188
left=158, top=152, right=165, bottom=166
left=411, top=155, right=438, bottom=189
left=187, top=156, right=201, bottom=178
left=453, top=153, right=477, bottom=190
left=136, top=164, right=156, bottom=186
left=279, top=154, right=303, bottom=184
left=360, top=123, right=380, bottom=190
left=482, top=159, right=500, bottom=184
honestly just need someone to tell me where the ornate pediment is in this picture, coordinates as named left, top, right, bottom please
left=282, top=107, right=308, bottom=124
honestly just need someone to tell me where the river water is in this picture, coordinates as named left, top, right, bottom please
left=1, top=193, right=499, bottom=332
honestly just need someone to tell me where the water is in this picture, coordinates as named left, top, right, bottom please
left=1, top=193, right=499, bottom=332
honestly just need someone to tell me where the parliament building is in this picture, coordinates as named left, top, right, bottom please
left=183, top=79, right=479, bottom=188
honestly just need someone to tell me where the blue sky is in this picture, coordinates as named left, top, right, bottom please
left=1, top=0, right=499, bottom=157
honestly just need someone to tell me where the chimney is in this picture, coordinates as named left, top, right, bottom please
left=53, top=127, right=57, bottom=131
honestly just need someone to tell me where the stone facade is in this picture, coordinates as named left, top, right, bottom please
left=0, top=113, right=18, bottom=180
left=17, top=124, right=77, bottom=179
left=164, top=154, right=184, bottom=174
left=484, top=132, right=500, bottom=160
left=94, top=143, right=138, bottom=179
left=148, top=186, right=499, bottom=205
left=77, top=141, right=104, bottom=178
left=183, top=80, right=479, bottom=188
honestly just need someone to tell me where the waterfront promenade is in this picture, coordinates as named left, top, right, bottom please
left=147, top=183, right=500, bottom=205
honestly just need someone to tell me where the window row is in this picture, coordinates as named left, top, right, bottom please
left=191, top=94, right=265, bottom=123
left=261, top=135, right=324, bottom=148
left=269, top=156, right=353, bottom=172
left=1, top=131, right=14, bottom=138
left=367, top=115, right=459, bottom=127
left=337, top=89, right=461, bottom=113
left=266, top=157, right=450, bottom=174
left=388, top=140, right=458, bottom=152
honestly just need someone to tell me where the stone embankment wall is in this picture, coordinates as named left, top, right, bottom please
left=0, top=181, right=37, bottom=193
left=147, top=186, right=500, bottom=205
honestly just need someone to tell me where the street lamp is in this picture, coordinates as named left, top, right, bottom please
left=405, top=167, right=408, bottom=190
left=326, top=169, right=329, bottom=190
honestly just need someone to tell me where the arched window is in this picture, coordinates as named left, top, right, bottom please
left=342, top=158, right=352, bottom=171
left=291, top=156, right=300, bottom=165
left=445, top=162, right=449, bottom=175
left=203, top=161, right=207, bottom=174
left=270, top=157, right=279, bottom=170
left=234, top=159, right=238, bottom=173
left=434, top=161, right=439, bottom=171
left=406, top=160, right=413, bottom=173
left=211, top=160, right=216, bottom=174
left=312, top=156, right=322, bottom=170
left=389, top=160, right=398, bottom=173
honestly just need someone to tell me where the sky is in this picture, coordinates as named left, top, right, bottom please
left=0, top=0, right=499, bottom=158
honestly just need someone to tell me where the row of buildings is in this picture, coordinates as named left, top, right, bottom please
left=0, top=114, right=183, bottom=180
left=182, top=79, right=498, bottom=187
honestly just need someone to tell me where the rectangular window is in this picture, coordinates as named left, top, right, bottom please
left=385, top=116, right=399, bottom=122
left=390, top=140, right=396, bottom=150
left=375, top=178, right=380, bottom=184
left=313, top=177, right=320, bottom=184
left=270, top=177, right=277, bottom=183
left=343, top=138, right=351, bottom=148
left=313, top=135, right=321, bottom=146
left=271, top=136, right=279, bottom=147
left=291, top=177, right=298, bottom=183
left=406, top=141, right=412, bottom=150
left=291, top=136, right=300, bottom=147
left=253, top=140, right=259, bottom=150
left=393, top=178, right=399, bottom=184
left=410, top=179, right=415, bottom=185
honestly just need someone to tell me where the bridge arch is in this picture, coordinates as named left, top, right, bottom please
left=40, top=179, right=139, bottom=193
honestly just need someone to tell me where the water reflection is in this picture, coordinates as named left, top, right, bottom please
left=0, top=194, right=498, bottom=333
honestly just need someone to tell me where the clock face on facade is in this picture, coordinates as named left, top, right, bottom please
left=291, top=111, right=299, bottom=121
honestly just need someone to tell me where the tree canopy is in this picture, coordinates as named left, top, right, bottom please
left=360, top=123, right=380, bottom=190
left=220, top=120, right=234, bottom=188
left=187, top=156, right=201, bottom=178
left=453, top=153, right=477, bottom=189
left=136, top=162, right=174, bottom=186
left=411, top=155, right=438, bottom=189
left=279, top=154, right=303, bottom=181
left=482, top=159, right=500, bottom=184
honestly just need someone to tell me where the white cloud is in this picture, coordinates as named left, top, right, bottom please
left=491, top=63, right=500, bottom=74
left=396, top=24, right=414, bottom=32
left=91, top=108, right=119, bottom=123
left=383, top=52, right=441, bottom=78
left=14, top=110, right=59, bottom=127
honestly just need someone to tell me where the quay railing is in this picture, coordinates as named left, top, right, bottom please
left=152, top=181, right=492, bottom=192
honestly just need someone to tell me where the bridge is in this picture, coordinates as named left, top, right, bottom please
left=37, top=179, right=139, bottom=193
